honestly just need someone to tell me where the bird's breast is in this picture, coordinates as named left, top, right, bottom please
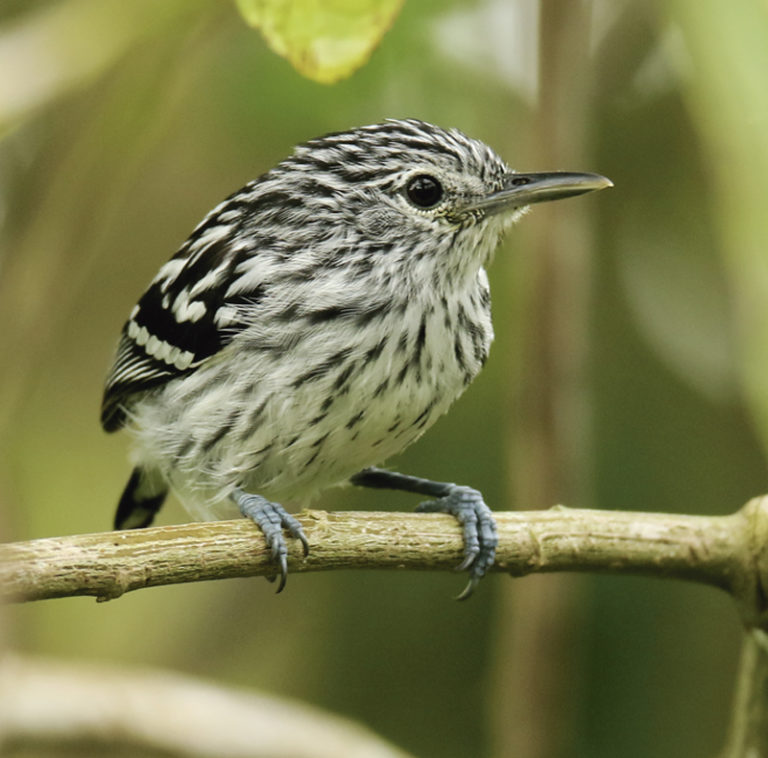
left=128, top=273, right=494, bottom=508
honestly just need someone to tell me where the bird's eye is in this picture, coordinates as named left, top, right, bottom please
left=405, top=175, right=444, bottom=209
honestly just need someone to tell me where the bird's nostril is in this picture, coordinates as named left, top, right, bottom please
left=510, top=176, right=531, bottom=186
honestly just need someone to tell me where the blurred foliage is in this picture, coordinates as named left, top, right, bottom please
left=670, top=1, right=768, bottom=450
left=1, top=1, right=767, bottom=757
left=235, top=0, right=404, bottom=83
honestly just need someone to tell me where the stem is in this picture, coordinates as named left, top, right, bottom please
left=720, top=631, right=768, bottom=758
left=2, top=499, right=767, bottom=626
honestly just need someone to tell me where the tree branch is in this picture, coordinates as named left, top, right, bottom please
left=0, top=652, right=415, bottom=758
left=2, top=498, right=768, bottom=627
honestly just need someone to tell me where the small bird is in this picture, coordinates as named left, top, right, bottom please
left=102, top=119, right=611, bottom=598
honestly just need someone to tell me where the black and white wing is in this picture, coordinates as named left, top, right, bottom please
left=101, top=205, right=255, bottom=432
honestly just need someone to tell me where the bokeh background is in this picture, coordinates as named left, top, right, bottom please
left=2, top=1, right=768, bottom=756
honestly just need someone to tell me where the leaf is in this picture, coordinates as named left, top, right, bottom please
left=235, top=0, right=405, bottom=84
left=670, top=1, right=768, bottom=450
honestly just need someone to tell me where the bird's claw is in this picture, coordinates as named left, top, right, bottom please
left=234, top=490, right=309, bottom=592
left=416, top=484, right=497, bottom=600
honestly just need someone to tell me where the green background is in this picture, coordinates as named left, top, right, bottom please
left=2, top=1, right=766, bottom=756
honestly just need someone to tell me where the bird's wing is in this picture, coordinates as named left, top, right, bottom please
left=101, top=215, right=255, bottom=432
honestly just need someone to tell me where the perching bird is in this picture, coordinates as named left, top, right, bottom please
left=101, top=119, right=611, bottom=598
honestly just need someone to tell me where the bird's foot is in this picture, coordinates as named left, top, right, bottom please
left=232, top=488, right=309, bottom=592
left=416, top=485, right=498, bottom=600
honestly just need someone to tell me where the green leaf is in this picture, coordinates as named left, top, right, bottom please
left=670, top=1, right=768, bottom=451
left=235, top=0, right=404, bottom=84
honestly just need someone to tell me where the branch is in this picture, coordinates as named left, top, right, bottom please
left=0, top=652, right=415, bottom=758
left=721, top=630, right=768, bottom=757
left=2, top=498, right=768, bottom=627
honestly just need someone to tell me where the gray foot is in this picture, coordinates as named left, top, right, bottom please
left=350, top=468, right=498, bottom=599
left=232, top=488, right=309, bottom=592
left=416, top=485, right=498, bottom=600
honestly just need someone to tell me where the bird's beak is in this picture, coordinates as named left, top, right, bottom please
left=470, top=171, right=613, bottom=216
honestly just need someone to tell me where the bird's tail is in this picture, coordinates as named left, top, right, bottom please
left=114, top=466, right=168, bottom=530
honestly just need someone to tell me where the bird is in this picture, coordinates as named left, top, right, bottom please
left=101, top=118, right=611, bottom=598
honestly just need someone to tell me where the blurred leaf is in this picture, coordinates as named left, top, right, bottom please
left=234, top=0, right=404, bottom=83
left=618, top=213, right=737, bottom=403
left=669, top=2, right=768, bottom=450
left=0, top=0, right=200, bottom=131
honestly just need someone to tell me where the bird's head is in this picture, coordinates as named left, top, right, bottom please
left=274, top=119, right=611, bottom=285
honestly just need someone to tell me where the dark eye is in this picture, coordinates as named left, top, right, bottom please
left=406, top=174, right=443, bottom=208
